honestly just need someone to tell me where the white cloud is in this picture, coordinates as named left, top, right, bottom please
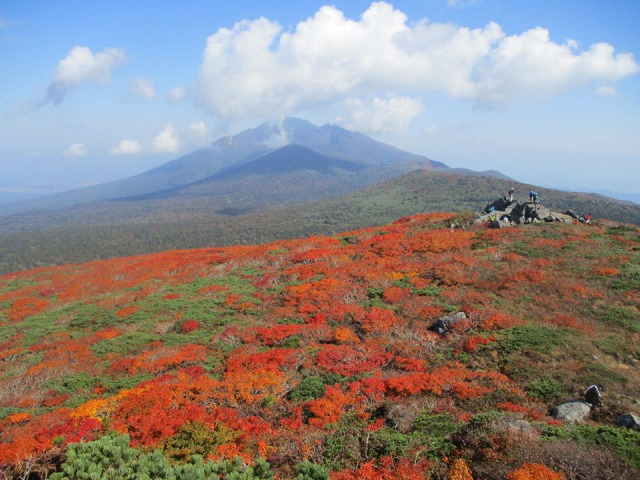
left=595, top=85, right=617, bottom=97
left=187, top=121, right=209, bottom=141
left=109, top=139, right=142, bottom=155
left=446, top=0, right=481, bottom=7
left=63, top=143, right=87, bottom=157
left=168, top=87, right=185, bottom=101
left=131, top=77, right=155, bottom=99
left=343, top=95, right=424, bottom=133
left=194, top=2, right=638, bottom=118
left=152, top=124, right=180, bottom=153
left=43, top=46, right=126, bottom=105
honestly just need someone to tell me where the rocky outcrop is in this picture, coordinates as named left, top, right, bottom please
left=476, top=197, right=577, bottom=227
left=551, top=401, right=592, bottom=423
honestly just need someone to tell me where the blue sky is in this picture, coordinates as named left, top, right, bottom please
left=1, top=0, right=639, bottom=200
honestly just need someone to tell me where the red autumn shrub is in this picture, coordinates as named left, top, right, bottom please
left=181, top=319, right=200, bottom=333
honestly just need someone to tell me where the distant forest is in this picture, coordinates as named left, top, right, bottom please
left=1, top=171, right=639, bottom=275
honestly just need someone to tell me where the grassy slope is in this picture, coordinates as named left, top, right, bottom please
left=1, top=212, right=639, bottom=479
left=1, top=170, right=639, bottom=275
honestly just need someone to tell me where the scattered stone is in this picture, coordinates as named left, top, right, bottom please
left=616, top=413, right=640, bottom=431
left=505, top=419, right=536, bottom=436
left=551, top=401, right=592, bottom=423
left=429, top=312, right=467, bottom=335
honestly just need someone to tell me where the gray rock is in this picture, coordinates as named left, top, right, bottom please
left=551, top=401, right=592, bottom=423
left=429, top=312, right=467, bottom=335
left=616, top=413, right=640, bottom=430
left=505, top=419, right=536, bottom=436
left=484, top=197, right=511, bottom=214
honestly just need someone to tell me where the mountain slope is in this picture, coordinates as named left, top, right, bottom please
left=1, top=213, right=639, bottom=479
left=1, top=169, right=639, bottom=274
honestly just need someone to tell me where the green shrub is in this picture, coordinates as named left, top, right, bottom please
left=322, top=415, right=365, bottom=471
left=294, top=461, right=329, bottom=480
left=409, top=410, right=460, bottom=460
left=367, top=427, right=409, bottom=458
left=162, top=421, right=237, bottom=463
left=526, top=377, right=564, bottom=403
left=543, top=424, right=640, bottom=468
left=498, top=324, right=567, bottom=354
left=50, top=433, right=274, bottom=479
left=593, top=305, right=640, bottom=333
left=90, top=331, right=160, bottom=356
left=288, top=376, right=326, bottom=402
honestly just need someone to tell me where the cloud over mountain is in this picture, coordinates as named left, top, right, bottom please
left=109, top=140, right=142, bottom=155
left=152, top=124, right=180, bottom=153
left=194, top=1, right=638, bottom=123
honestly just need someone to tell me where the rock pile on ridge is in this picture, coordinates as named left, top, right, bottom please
left=474, top=196, right=577, bottom=228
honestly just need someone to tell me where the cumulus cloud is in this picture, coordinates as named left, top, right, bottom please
left=187, top=121, right=209, bottom=141
left=194, top=1, right=638, bottom=120
left=595, top=85, right=617, bottom=97
left=168, top=87, right=185, bottom=101
left=109, top=139, right=142, bottom=155
left=342, top=95, right=424, bottom=133
left=43, top=46, right=126, bottom=105
left=63, top=143, right=87, bottom=157
left=131, top=77, right=155, bottom=99
left=152, top=124, right=180, bottom=153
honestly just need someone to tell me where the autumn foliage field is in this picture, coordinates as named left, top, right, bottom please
left=1, top=212, right=639, bottom=479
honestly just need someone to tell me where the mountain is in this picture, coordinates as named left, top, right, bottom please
left=0, top=118, right=445, bottom=215
left=1, top=213, right=639, bottom=479
left=1, top=169, right=639, bottom=275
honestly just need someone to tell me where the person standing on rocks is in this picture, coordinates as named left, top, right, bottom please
left=584, top=384, right=604, bottom=407
left=508, top=187, right=515, bottom=202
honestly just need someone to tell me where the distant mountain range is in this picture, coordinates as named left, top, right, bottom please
left=0, top=117, right=449, bottom=215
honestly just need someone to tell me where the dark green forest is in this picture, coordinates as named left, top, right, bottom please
left=1, top=171, right=639, bottom=274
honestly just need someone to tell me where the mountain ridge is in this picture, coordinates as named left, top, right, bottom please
left=1, top=169, right=639, bottom=275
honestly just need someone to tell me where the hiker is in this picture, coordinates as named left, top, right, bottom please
left=584, top=384, right=604, bottom=407
left=508, top=187, right=515, bottom=202
left=529, top=190, right=538, bottom=204
left=579, top=213, right=592, bottom=225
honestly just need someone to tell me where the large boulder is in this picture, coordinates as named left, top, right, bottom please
left=564, top=210, right=579, bottom=219
left=429, top=312, right=467, bottom=335
left=484, top=197, right=511, bottom=214
left=551, top=401, right=592, bottom=423
left=616, top=412, right=640, bottom=430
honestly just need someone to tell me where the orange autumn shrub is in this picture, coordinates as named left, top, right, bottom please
left=590, top=267, right=620, bottom=276
left=115, top=305, right=140, bottom=318
left=506, top=463, right=564, bottom=480
left=334, top=326, right=361, bottom=344
left=448, top=458, right=474, bottom=480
